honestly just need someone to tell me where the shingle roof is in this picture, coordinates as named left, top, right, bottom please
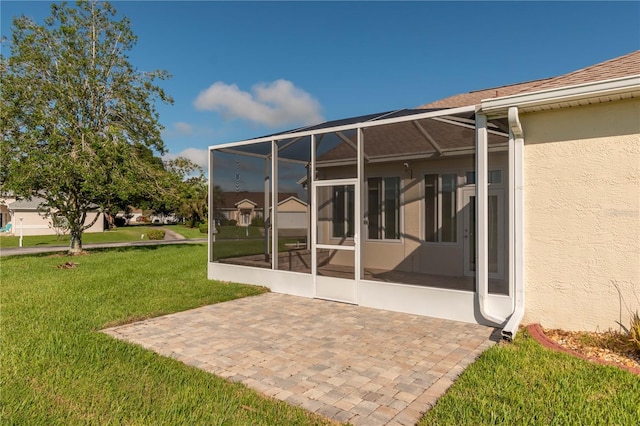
left=513, top=50, right=640, bottom=93
left=8, top=196, right=47, bottom=210
left=419, top=50, right=640, bottom=109
left=418, top=79, right=553, bottom=109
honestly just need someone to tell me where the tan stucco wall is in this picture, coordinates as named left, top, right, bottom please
left=522, top=98, right=640, bottom=332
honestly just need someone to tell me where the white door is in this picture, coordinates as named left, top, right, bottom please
left=313, top=180, right=358, bottom=304
left=463, top=189, right=505, bottom=279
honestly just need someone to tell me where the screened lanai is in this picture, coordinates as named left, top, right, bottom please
left=208, top=106, right=518, bottom=325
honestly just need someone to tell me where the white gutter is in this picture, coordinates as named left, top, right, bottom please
left=501, top=107, right=525, bottom=341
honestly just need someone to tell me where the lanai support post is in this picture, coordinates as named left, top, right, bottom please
left=208, top=148, right=215, bottom=263
left=306, top=164, right=311, bottom=250
left=311, top=134, right=317, bottom=284
left=264, top=159, right=270, bottom=262
left=356, top=127, right=364, bottom=291
left=271, top=140, right=279, bottom=270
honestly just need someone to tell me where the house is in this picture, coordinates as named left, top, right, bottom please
left=0, top=196, right=104, bottom=236
left=217, top=191, right=306, bottom=230
left=207, top=51, right=639, bottom=336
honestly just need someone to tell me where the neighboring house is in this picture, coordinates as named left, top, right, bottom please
left=0, top=196, right=12, bottom=230
left=217, top=191, right=305, bottom=228
left=271, top=195, right=309, bottom=240
left=115, top=208, right=146, bottom=224
left=207, top=51, right=639, bottom=335
left=0, top=196, right=104, bottom=236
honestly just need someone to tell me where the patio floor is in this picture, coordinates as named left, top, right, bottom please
left=103, top=293, right=499, bottom=425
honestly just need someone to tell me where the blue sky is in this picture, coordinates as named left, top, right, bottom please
left=2, top=1, right=639, bottom=172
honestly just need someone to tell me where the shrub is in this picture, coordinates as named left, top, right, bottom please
left=617, top=310, right=640, bottom=355
left=228, top=219, right=237, bottom=226
left=147, top=230, right=165, bottom=240
left=114, top=217, right=127, bottom=227
left=199, top=222, right=208, bottom=234
left=220, top=218, right=229, bottom=226
left=251, top=216, right=264, bottom=227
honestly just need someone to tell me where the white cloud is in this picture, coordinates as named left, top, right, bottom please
left=162, top=122, right=214, bottom=139
left=173, top=121, right=193, bottom=135
left=194, top=79, right=324, bottom=127
left=163, top=148, right=209, bottom=170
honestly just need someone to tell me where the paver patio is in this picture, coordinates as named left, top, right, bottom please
left=104, top=292, right=499, bottom=425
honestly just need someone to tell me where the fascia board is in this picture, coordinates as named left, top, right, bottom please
left=481, top=75, right=640, bottom=114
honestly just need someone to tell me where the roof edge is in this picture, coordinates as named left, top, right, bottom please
left=480, top=75, right=640, bottom=114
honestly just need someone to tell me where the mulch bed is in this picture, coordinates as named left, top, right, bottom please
left=527, top=323, right=640, bottom=376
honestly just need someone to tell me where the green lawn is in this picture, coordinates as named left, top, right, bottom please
left=0, top=225, right=268, bottom=249
left=212, top=239, right=300, bottom=260
left=0, top=226, right=179, bottom=248
left=2, top=244, right=638, bottom=425
left=167, top=224, right=207, bottom=239
left=0, top=244, right=333, bottom=425
left=419, top=330, right=640, bottom=425
left=215, top=225, right=263, bottom=239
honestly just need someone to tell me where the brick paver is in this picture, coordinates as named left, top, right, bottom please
left=104, top=293, right=498, bottom=425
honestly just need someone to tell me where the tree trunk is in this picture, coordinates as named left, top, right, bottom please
left=105, top=212, right=115, bottom=229
left=69, top=227, right=83, bottom=255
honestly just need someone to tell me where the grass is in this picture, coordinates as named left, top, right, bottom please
left=0, top=226, right=177, bottom=248
left=0, top=225, right=272, bottom=249
left=0, top=244, right=334, bottom=425
left=168, top=224, right=207, bottom=239
left=3, top=244, right=638, bottom=425
left=419, top=329, right=640, bottom=425
left=216, top=225, right=264, bottom=239
left=213, top=239, right=302, bottom=260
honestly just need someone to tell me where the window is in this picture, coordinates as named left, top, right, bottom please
left=367, top=177, right=400, bottom=240
left=425, top=173, right=457, bottom=242
left=332, top=185, right=354, bottom=238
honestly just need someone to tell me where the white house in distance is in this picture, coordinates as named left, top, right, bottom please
left=207, top=51, right=639, bottom=337
left=0, top=195, right=104, bottom=236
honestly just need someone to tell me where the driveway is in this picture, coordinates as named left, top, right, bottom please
left=104, top=293, right=499, bottom=425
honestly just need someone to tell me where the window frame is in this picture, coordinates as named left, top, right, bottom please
left=423, top=172, right=460, bottom=245
left=330, top=185, right=355, bottom=239
left=366, top=176, right=401, bottom=242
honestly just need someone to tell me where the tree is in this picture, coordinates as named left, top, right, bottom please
left=162, top=157, right=223, bottom=228
left=1, top=1, right=173, bottom=254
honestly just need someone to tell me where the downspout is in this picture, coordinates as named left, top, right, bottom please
left=501, top=106, right=525, bottom=341
left=476, top=113, right=504, bottom=326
